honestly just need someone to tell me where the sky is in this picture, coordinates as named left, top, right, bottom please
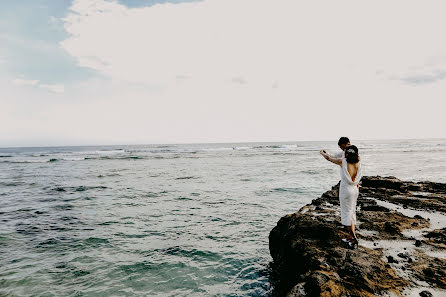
left=1, top=0, right=446, bottom=147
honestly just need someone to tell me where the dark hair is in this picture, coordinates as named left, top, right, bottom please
left=345, top=145, right=359, bottom=164
left=338, top=137, right=350, bottom=146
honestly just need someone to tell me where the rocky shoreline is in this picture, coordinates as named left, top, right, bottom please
left=269, top=176, right=446, bottom=297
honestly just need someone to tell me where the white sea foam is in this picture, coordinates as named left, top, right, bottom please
left=232, top=146, right=250, bottom=150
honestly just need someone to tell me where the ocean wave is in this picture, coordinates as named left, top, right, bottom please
left=232, top=146, right=250, bottom=150
left=0, top=146, right=315, bottom=163
left=0, top=181, right=27, bottom=187
left=50, top=185, right=107, bottom=192
left=253, top=144, right=298, bottom=150
left=61, top=157, right=85, bottom=161
left=175, top=176, right=199, bottom=180
left=158, top=246, right=222, bottom=261
left=1, top=157, right=87, bottom=163
left=83, top=237, right=110, bottom=246
left=255, top=187, right=305, bottom=196
left=121, top=156, right=144, bottom=160
left=0, top=159, right=49, bottom=163
left=74, top=149, right=124, bottom=155
left=272, top=187, right=306, bottom=193
left=125, top=148, right=175, bottom=154
left=97, top=173, right=121, bottom=178
left=84, top=155, right=144, bottom=160
left=200, top=147, right=233, bottom=152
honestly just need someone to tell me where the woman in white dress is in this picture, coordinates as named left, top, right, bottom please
left=320, top=145, right=362, bottom=248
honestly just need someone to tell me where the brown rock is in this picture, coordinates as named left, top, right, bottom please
left=269, top=176, right=446, bottom=296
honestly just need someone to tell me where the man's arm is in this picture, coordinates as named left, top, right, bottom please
left=320, top=150, right=342, bottom=166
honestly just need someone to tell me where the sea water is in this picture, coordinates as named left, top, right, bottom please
left=0, top=139, right=445, bottom=296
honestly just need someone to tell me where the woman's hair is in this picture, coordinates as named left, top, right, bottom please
left=345, top=145, right=359, bottom=164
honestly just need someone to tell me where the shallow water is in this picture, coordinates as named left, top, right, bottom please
left=0, top=139, right=445, bottom=296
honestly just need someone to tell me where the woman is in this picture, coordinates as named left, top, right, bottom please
left=320, top=145, right=362, bottom=248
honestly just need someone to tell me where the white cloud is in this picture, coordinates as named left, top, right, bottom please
left=61, top=0, right=446, bottom=87
left=39, top=84, right=65, bottom=93
left=11, top=77, right=65, bottom=93
left=12, top=78, right=39, bottom=86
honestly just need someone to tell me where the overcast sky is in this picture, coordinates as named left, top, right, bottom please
left=1, top=0, right=446, bottom=147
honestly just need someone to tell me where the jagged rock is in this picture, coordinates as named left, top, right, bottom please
left=360, top=176, right=446, bottom=213
left=397, top=252, right=409, bottom=259
left=419, top=290, right=433, bottom=297
left=269, top=176, right=446, bottom=296
left=424, top=227, right=446, bottom=248
left=387, top=256, right=398, bottom=264
left=409, top=250, right=446, bottom=289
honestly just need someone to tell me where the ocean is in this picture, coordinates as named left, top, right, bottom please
left=1, top=139, right=445, bottom=296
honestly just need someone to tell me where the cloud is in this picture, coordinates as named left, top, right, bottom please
left=391, top=56, right=446, bottom=85
left=39, top=84, right=65, bottom=93
left=231, top=77, right=246, bottom=84
left=400, top=71, right=446, bottom=85
left=12, top=78, right=39, bottom=86
left=12, top=77, right=65, bottom=93
left=61, top=0, right=446, bottom=88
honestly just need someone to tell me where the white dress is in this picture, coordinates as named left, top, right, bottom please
left=339, top=155, right=362, bottom=226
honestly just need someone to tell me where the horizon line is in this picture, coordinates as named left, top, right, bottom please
left=1, top=137, right=445, bottom=150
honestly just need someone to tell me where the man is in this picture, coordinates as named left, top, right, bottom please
left=320, top=137, right=350, bottom=162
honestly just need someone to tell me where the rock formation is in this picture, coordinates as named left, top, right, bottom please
left=269, top=176, right=446, bottom=297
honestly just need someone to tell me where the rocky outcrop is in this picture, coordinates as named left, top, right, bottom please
left=269, top=176, right=446, bottom=297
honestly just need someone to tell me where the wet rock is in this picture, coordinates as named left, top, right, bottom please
left=269, top=209, right=409, bottom=296
left=419, top=290, right=433, bottom=297
left=397, top=252, right=409, bottom=259
left=361, top=204, right=390, bottom=212
left=424, top=227, right=446, bottom=247
left=423, top=268, right=434, bottom=277
left=304, top=270, right=344, bottom=297
left=384, top=221, right=401, bottom=234
left=387, top=256, right=398, bottom=264
left=360, top=176, right=405, bottom=191
left=357, top=210, right=428, bottom=239
left=360, top=176, right=446, bottom=213
left=410, top=251, right=446, bottom=289
left=270, top=175, right=446, bottom=296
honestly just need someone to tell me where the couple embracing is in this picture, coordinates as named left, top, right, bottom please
left=320, top=137, right=362, bottom=249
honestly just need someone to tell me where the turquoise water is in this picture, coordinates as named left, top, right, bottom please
left=0, top=139, right=445, bottom=296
